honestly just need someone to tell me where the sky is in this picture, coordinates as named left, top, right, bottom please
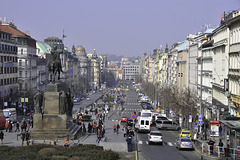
left=0, top=0, right=240, bottom=57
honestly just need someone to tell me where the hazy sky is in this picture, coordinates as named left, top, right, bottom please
left=1, top=0, right=239, bottom=56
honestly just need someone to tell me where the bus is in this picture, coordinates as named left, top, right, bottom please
left=3, top=108, right=16, bottom=122
left=0, top=110, right=6, bottom=129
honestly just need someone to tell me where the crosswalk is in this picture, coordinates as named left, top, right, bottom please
left=138, top=140, right=175, bottom=147
left=122, top=108, right=141, bottom=114
left=126, top=103, right=140, bottom=106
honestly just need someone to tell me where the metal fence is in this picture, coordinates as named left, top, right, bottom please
left=201, top=143, right=240, bottom=159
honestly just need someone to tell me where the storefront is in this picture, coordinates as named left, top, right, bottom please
left=231, top=95, right=240, bottom=117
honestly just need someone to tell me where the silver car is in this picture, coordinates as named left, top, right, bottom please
left=156, top=120, right=180, bottom=130
left=176, top=137, right=194, bottom=150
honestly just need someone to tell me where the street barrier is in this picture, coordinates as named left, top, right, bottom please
left=202, top=142, right=240, bottom=159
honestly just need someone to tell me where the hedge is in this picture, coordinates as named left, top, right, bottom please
left=0, top=144, right=119, bottom=160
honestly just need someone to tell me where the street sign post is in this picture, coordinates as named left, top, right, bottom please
left=198, top=115, right=203, bottom=125
left=131, top=114, right=136, bottom=120
left=189, top=115, right=192, bottom=123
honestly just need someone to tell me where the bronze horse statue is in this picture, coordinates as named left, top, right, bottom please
left=48, top=46, right=63, bottom=83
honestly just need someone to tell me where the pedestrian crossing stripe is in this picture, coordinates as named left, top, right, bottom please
left=139, top=141, right=174, bottom=147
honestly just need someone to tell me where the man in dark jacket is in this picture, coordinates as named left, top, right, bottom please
left=126, top=136, right=132, bottom=152
left=0, top=131, right=4, bottom=145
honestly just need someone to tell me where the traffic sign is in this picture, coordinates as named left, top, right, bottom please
left=154, top=100, right=157, bottom=105
left=131, top=114, right=136, bottom=120
left=199, top=121, right=203, bottom=125
left=199, top=115, right=203, bottom=121
left=189, top=115, right=192, bottom=123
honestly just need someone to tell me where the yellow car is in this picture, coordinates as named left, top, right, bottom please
left=125, top=89, right=129, bottom=91
left=178, top=129, right=192, bottom=140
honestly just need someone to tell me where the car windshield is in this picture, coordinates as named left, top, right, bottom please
left=181, top=139, right=191, bottom=142
left=151, top=132, right=162, bottom=136
left=182, top=132, right=190, bottom=134
left=141, top=113, right=151, bottom=117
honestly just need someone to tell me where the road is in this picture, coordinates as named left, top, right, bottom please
left=122, top=81, right=203, bottom=160
left=72, top=91, right=103, bottom=114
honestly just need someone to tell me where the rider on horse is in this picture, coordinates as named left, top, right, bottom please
left=47, top=46, right=63, bottom=83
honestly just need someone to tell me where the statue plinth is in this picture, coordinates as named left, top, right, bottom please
left=31, top=83, right=81, bottom=140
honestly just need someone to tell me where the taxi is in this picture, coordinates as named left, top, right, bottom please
left=178, top=129, right=192, bottom=140
left=125, top=88, right=129, bottom=91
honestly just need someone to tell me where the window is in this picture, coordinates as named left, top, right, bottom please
left=21, top=49, right=23, bottom=54
left=146, top=120, right=149, bottom=125
left=141, top=120, right=144, bottom=125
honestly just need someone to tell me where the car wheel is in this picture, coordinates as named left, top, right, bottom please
left=160, top=142, right=163, bottom=145
left=148, top=141, right=151, bottom=145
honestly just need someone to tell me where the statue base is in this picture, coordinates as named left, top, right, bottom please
left=30, top=83, right=81, bottom=140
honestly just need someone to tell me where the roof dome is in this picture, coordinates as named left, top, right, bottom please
left=76, top=45, right=87, bottom=57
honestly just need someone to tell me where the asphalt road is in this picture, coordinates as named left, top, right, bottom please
left=72, top=91, right=103, bottom=114
left=122, top=81, right=203, bottom=160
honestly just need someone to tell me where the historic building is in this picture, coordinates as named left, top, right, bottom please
left=0, top=21, right=18, bottom=108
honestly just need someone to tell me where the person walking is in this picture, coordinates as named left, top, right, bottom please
left=15, top=122, right=20, bottom=132
left=219, top=125, right=222, bottom=137
left=21, top=131, right=26, bottom=146
left=123, top=126, right=127, bottom=137
left=26, top=131, right=30, bottom=146
left=218, top=139, right=223, bottom=154
left=116, top=123, right=120, bottom=134
left=96, top=128, right=101, bottom=143
left=126, top=135, right=132, bottom=152
left=0, top=131, right=4, bottom=145
left=27, top=122, right=30, bottom=131
left=5, top=121, right=8, bottom=132
left=113, top=124, right=116, bottom=133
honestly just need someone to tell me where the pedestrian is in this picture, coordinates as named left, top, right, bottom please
left=27, top=122, right=30, bottom=131
left=218, top=139, right=223, bottom=154
left=208, top=138, right=215, bottom=155
left=26, top=131, right=30, bottom=146
left=0, top=131, right=4, bottom=145
left=193, top=132, right=197, bottom=143
left=5, top=121, right=8, bottom=132
left=15, top=122, right=20, bottom=132
left=117, top=123, right=120, bottom=134
left=64, top=139, right=70, bottom=148
left=8, top=121, right=13, bottom=132
left=123, top=126, right=127, bottom=137
left=113, top=124, right=116, bottom=133
left=21, top=131, right=26, bottom=146
left=83, top=123, right=86, bottom=134
left=92, top=122, right=96, bottom=133
left=88, top=122, right=92, bottom=133
left=126, top=135, right=132, bottom=152
left=219, top=125, right=222, bottom=137
left=96, top=128, right=101, bottom=143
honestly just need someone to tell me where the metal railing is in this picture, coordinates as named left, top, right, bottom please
left=202, top=142, right=240, bottom=159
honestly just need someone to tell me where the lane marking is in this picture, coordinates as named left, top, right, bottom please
left=138, top=141, right=143, bottom=144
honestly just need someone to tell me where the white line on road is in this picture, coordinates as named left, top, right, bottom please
left=138, top=141, right=143, bottom=144
left=167, top=142, right=173, bottom=146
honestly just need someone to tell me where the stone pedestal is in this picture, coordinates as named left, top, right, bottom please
left=31, top=83, right=80, bottom=140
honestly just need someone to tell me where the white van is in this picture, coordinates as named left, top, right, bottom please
left=135, top=117, right=151, bottom=133
left=139, top=110, right=153, bottom=124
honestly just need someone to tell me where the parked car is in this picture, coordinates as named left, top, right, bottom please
left=148, top=131, right=163, bottom=145
left=176, top=137, right=194, bottom=150
left=121, top=116, right=128, bottom=122
left=86, top=97, right=91, bottom=101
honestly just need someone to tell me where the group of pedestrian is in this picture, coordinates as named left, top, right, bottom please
left=96, top=124, right=105, bottom=143
left=113, top=123, right=120, bottom=134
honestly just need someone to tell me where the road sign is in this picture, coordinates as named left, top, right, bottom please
left=199, top=121, right=203, bottom=125
left=154, top=100, right=157, bottom=105
left=131, top=114, right=136, bottom=120
left=189, top=115, right=192, bottom=123
left=114, top=97, right=117, bottom=102
left=199, top=115, right=203, bottom=121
